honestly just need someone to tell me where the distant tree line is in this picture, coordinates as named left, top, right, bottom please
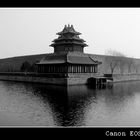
left=17, top=52, right=140, bottom=74
left=105, top=49, right=140, bottom=74
left=20, top=61, right=38, bottom=72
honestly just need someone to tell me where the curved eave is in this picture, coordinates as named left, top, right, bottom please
left=50, top=42, right=88, bottom=47
left=36, top=62, right=66, bottom=65
left=98, top=62, right=102, bottom=65
left=56, top=31, right=81, bottom=35
left=66, top=62, right=99, bottom=65
left=52, top=38, right=86, bottom=42
left=36, top=62, right=99, bottom=65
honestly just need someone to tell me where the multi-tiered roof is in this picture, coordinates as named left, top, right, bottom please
left=50, top=24, right=88, bottom=51
left=37, top=25, right=101, bottom=65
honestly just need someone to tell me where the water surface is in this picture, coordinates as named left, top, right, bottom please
left=0, top=80, right=139, bottom=126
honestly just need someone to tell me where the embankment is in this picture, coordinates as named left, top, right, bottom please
left=112, top=74, right=140, bottom=82
left=0, top=72, right=100, bottom=85
left=0, top=72, right=140, bottom=85
left=0, top=72, right=67, bottom=85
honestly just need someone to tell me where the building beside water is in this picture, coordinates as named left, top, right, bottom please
left=0, top=25, right=140, bottom=85
left=36, top=25, right=103, bottom=85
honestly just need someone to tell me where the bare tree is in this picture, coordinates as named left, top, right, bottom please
left=105, top=55, right=119, bottom=74
left=127, top=57, right=135, bottom=73
left=105, top=49, right=127, bottom=74
left=20, top=61, right=32, bottom=72
left=118, top=57, right=125, bottom=74
left=134, top=62, right=140, bottom=73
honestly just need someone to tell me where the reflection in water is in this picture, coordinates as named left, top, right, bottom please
left=0, top=80, right=140, bottom=126
left=84, top=82, right=139, bottom=126
left=0, top=82, right=55, bottom=126
left=30, top=84, right=97, bottom=126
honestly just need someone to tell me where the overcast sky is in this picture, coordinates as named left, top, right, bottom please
left=1, top=8, right=140, bottom=59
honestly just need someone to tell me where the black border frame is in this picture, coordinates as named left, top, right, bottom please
left=1, top=1, right=140, bottom=138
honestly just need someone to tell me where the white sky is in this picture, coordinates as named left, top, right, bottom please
left=0, top=8, right=140, bottom=59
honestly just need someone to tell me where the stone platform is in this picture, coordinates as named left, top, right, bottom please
left=0, top=72, right=101, bottom=85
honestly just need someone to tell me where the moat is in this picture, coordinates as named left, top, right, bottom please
left=0, top=80, right=140, bottom=126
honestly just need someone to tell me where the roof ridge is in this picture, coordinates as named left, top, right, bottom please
left=89, top=56, right=102, bottom=65
left=89, top=56, right=98, bottom=63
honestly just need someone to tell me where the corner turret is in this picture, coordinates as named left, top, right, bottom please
left=50, top=25, right=88, bottom=53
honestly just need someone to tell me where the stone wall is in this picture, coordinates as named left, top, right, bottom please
left=0, top=73, right=140, bottom=85
left=0, top=73, right=101, bottom=85
left=0, top=53, right=140, bottom=85
left=112, top=74, right=140, bottom=82
left=0, top=53, right=140, bottom=75
left=67, top=73, right=102, bottom=85
left=0, top=75, right=67, bottom=85
left=87, top=54, right=140, bottom=75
